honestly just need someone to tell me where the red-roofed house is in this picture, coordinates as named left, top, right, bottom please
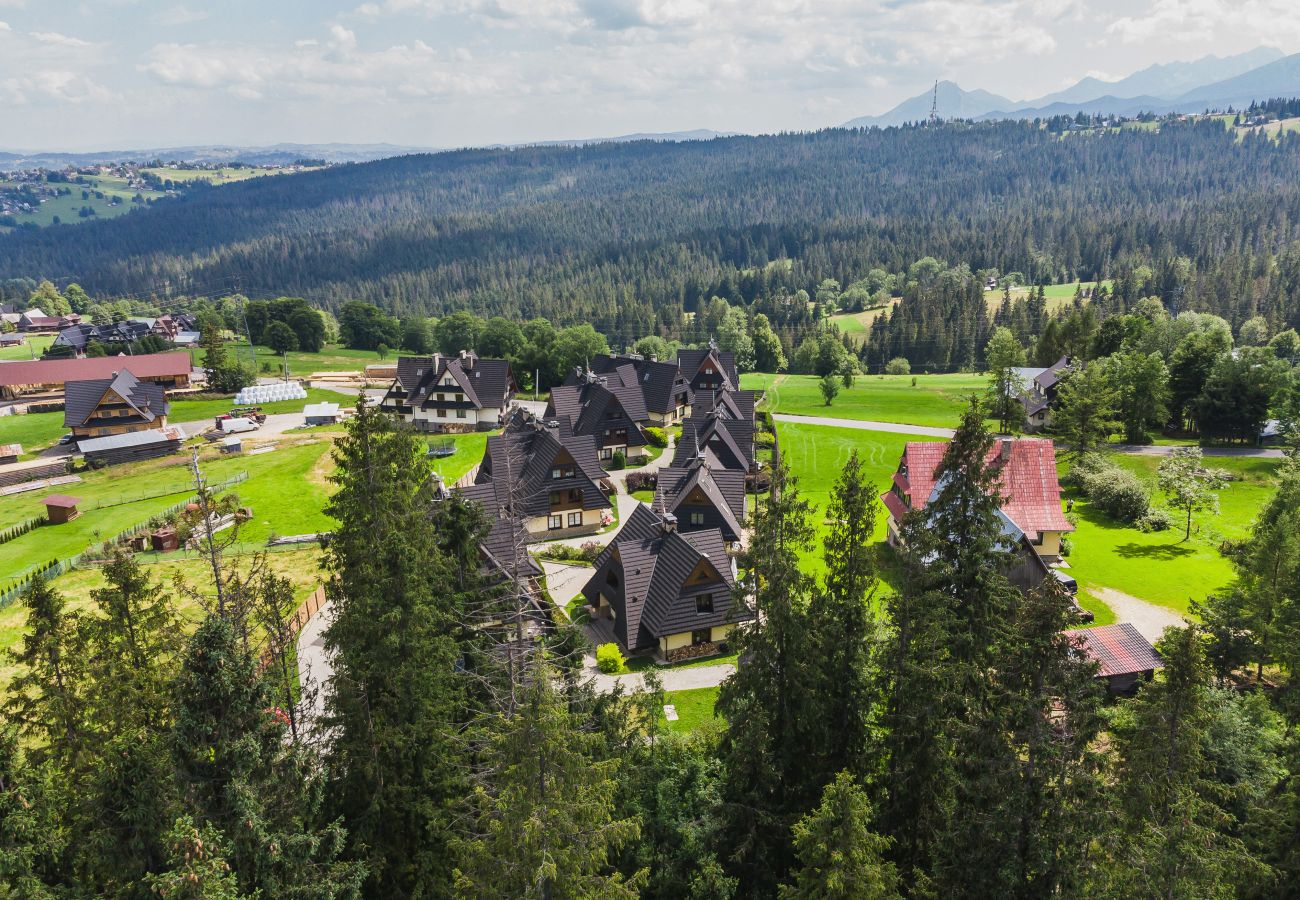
left=881, top=437, right=1075, bottom=559
left=1063, top=622, right=1162, bottom=693
left=0, top=351, right=192, bottom=399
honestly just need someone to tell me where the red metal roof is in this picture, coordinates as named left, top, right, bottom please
left=881, top=490, right=909, bottom=522
left=1062, top=623, right=1162, bottom=678
left=0, top=352, right=191, bottom=387
left=897, top=438, right=1074, bottom=538
left=42, top=494, right=81, bottom=508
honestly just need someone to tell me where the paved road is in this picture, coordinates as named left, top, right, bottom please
left=586, top=660, right=736, bottom=694
left=172, top=411, right=315, bottom=440
left=541, top=560, right=591, bottom=611
left=295, top=597, right=334, bottom=730
left=772, top=413, right=1286, bottom=457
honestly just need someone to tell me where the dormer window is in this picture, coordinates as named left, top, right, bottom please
left=696, top=593, right=714, bottom=613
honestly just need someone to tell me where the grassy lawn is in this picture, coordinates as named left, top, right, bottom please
left=426, top=431, right=490, bottom=485
left=774, top=421, right=944, bottom=580
left=983, top=280, right=1112, bottom=315
left=631, top=488, right=654, bottom=504
left=228, top=342, right=393, bottom=379
left=0, top=546, right=322, bottom=689
left=0, top=174, right=168, bottom=230
left=0, top=438, right=336, bottom=583
left=0, top=334, right=53, bottom=361
left=662, top=686, right=721, bottom=734
left=741, top=372, right=985, bottom=429
left=1061, top=455, right=1280, bottom=616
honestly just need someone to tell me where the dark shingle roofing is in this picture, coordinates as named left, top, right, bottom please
left=385, top=353, right=514, bottom=413
left=479, top=517, right=543, bottom=579
left=584, top=504, right=747, bottom=647
left=673, top=407, right=754, bottom=471
left=678, top=345, right=738, bottom=391
left=1062, top=623, right=1163, bottom=678
left=654, top=462, right=747, bottom=539
left=64, top=369, right=169, bottom=428
left=547, top=368, right=650, bottom=447
left=577, top=354, right=687, bottom=417
left=459, top=413, right=610, bottom=518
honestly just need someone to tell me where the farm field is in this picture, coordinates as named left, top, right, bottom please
left=0, top=334, right=53, bottom=360
left=742, top=372, right=985, bottom=428
left=1061, top=454, right=1280, bottom=616
left=983, top=279, right=1112, bottom=315
left=141, top=165, right=320, bottom=185
left=0, top=174, right=168, bottom=230
left=236, top=341, right=396, bottom=378
left=828, top=299, right=900, bottom=339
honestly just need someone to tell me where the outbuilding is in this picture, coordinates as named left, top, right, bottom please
left=303, top=401, right=342, bottom=426
left=0, top=444, right=20, bottom=465
left=1063, top=623, right=1163, bottom=694
left=43, top=494, right=82, bottom=525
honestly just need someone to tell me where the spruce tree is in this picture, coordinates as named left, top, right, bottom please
left=715, top=460, right=818, bottom=894
left=1052, top=364, right=1119, bottom=458
left=172, top=614, right=363, bottom=898
left=0, top=730, right=62, bottom=897
left=806, top=451, right=882, bottom=786
left=146, top=816, right=249, bottom=900
left=779, top=772, right=899, bottom=900
left=322, top=397, right=469, bottom=896
left=454, top=658, right=643, bottom=898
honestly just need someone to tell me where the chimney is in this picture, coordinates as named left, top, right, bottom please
left=1000, top=439, right=1014, bottom=462
left=661, top=512, right=678, bottom=534
left=459, top=349, right=472, bottom=369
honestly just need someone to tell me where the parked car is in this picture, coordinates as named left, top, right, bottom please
left=58, top=433, right=76, bottom=446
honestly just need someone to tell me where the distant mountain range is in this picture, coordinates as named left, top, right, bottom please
left=0, top=131, right=737, bottom=172
left=845, top=47, right=1297, bottom=127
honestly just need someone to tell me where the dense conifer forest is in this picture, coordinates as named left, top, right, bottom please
left=4, top=119, right=1300, bottom=366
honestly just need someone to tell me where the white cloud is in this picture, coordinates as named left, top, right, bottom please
left=1108, top=0, right=1300, bottom=45
left=30, top=31, right=93, bottom=47
left=140, top=25, right=498, bottom=101
left=1, top=70, right=112, bottom=104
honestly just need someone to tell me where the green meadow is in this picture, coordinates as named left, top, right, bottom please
left=742, top=372, right=985, bottom=429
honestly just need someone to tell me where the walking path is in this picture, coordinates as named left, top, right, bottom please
left=295, top=597, right=334, bottom=729
left=1092, top=587, right=1186, bottom=643
left=587, top=660, right=736, bottom=694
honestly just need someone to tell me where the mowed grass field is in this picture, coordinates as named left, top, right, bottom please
left=983, top=280, right=1112, bottom=315
left=140, top=166, right=320, bottom=185
left=828, top=299, right=901, bottom=338
left=0, top=334, right=54, bottom=361
left=662, top=686, right=721, bottom=734
left=1062, top=454, right=1280, bottom=616
left=742, top=372, right=985, bottom=429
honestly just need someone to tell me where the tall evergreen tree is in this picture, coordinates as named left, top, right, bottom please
left=779, top=772, right=899, bottom=900
left=1051, top=364, right=1119, bottom=457
left=322, top=397, right=469, bottom=896
left=984, top=326, right=1027, bottom=433
left=455, top=658, right=644, bottom=898
left=715, top=460, right=819, bottom=894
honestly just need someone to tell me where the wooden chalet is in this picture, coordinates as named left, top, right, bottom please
left=0, top=351, right=192, bottom=400
left=580, top=504, right=752, bottom=660
left=566, top=353, right=691, bottom=426
left=380, top=351, right=515, bottom=433
left=653, top=455, right=747, bottom=545
left=677, top=339, right=739, bottom=396
left=457, top=411, right=612, bottom=540
left=547, top=366, right=652, bottom=461
left=64, top=369, right=170, bottom=439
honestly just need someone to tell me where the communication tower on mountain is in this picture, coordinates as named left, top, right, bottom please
left=928, top=80, right=940, bottom=125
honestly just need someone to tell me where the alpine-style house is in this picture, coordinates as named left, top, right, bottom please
left=381, top=351, right=515, bottom=433
left=547, top=366, right=651, bottom=462
left=579, top=504, right=752, bottom=660
left=64, top=369, right=170, bottom=439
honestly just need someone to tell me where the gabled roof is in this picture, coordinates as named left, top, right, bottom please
left=691, top=387, right=756, bottom=423
left=672, top=412, right=752, bottom=471
left=1062, top=623, right=1162, bottom=678
left=76, top=426, right=183, bottom=454
left=479, top=516, right=543, bottom=579
left=547, top=368, right=650, bottom=445
left=654, top=462, right=747, bottom=540
left=386, top=353, right=515, bottom=412
left=678, top=342, right=738, bottom=391
left=575, top=354, right=686, bottom=417
left=64, top=369, right=169, bottom=428
left=888, top=438, right=1073, bottom=538
left=460, top=413, right=610, bottom=518
left=585, top=505, right=746, bottom=646
left=0, top=352, right=192, bottom=388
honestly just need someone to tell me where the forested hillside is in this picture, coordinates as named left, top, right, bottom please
left=4, top=119, right=1300, bottom=355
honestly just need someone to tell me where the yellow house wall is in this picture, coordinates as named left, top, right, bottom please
left=660, top=632, right=692, bottom=655
left=1036, top=531, right=1063, bottom=557
left=710, top=624, right=734, bottom=643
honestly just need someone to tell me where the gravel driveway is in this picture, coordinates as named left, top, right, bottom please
left=1092, top=587, right=1186, bottom=643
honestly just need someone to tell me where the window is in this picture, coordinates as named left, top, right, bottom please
left=436, top=393, right=444, bottom=402
left=548, top=515, right=563, bottom=530
left=551, top=465, right=575, bottom=479
left=567, top=512, right=582, bottom=527
left=692, top=629, right=712, bottom=646
left=437, top=408, right=446, bottom=417
left=549, top=491, right=561, bottom=505
left=696, top=593, right=714, bottom=613
left=456, top=409, right=466, bottom=419
left=600, top=448, right=611, bottom=460
left=606, top=569, right=620, bottom=588
left=690, top=511, right=705, bottom=526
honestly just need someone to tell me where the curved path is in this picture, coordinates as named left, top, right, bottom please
left=1092, top=587, right=1186, bottom=643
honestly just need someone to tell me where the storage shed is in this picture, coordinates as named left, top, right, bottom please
left=1063, top=623, right=1163, bottom=694
left=0, top=444, right=20, bottom=465
left=78, top=426, right=183, bottom=467
left=43, top=494, right=82, bottom=524
left=303, top=401, right=342, bottom=426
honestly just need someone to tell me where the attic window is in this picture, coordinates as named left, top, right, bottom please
left=606, top=569, right=619, bottom=588
left=696, top=594, right=714, bottom=614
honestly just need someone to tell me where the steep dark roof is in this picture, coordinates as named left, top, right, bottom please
left=654, top=462, right=747, bottom=540
left=584, top=504, right=748, bottom=648
left=678, top=343, right=739, bottom=392
left=547, top=368, right=650, bottom=449
left=64, top=369, right=169, bottom=428
left=459, top=413, right=610, bottom=518
left=575, top=354, right=687, bottom=417
left=383, top=352, right=515, bottom=413
left=672, top=408, right=754, bottom=471
left=479, top=516, right=543, bottom=579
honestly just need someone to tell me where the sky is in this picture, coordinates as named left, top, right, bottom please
left=2, top=0, right=1299, bottom=150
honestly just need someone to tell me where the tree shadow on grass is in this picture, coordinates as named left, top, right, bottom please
left=1112, top=542, right=1195, bottom=561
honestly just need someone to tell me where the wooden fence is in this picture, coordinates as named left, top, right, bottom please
left=259, top=584, right=328, bottom=672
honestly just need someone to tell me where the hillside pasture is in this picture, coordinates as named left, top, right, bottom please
left=0, top=174, right=168, bottom=230
left=983, top=279, right=1112, bottom=315
left=742, top=372, right=985, bottom=429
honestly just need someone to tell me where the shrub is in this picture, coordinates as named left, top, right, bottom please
left=596, top=643, right=626, bottom=674
left=626, top=470, right=657, bottom=493
left=644, top=426, right=667, bottom=449
left=885, top=356, right=911, bottom=375
left=755, top=431, right=776, bottom=449
left=1136, top=509, right=1173, bottom=532
left=1081, top=468, right=1150, bottom=523
left=537, top=542, right=602, bottom=564
left=610, top=450, right=626, bottom=470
